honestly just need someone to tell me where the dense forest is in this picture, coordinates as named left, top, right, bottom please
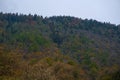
left=0, top=12, right=120, bottom=80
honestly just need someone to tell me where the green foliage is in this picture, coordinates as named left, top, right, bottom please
left=67, top=60, right=76, bottom=65
left=45, top=57, right=54, bottom=66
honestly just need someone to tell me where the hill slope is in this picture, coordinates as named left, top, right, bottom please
left=0, top=13, right=120, bottom=80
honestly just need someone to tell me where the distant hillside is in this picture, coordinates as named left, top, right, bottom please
left=0, top=12, right=120, bottom=80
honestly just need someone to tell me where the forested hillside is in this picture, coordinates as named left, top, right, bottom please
left=0, top=13, right=120, bottom=80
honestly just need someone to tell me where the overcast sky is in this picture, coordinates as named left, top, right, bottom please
left=0, top=0, right=120, bottom=24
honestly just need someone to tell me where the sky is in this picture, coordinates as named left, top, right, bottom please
left=0, top=0, right=120, bottom=25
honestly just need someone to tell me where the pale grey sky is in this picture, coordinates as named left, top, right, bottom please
left=0, top=0, right=120, bottom=24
